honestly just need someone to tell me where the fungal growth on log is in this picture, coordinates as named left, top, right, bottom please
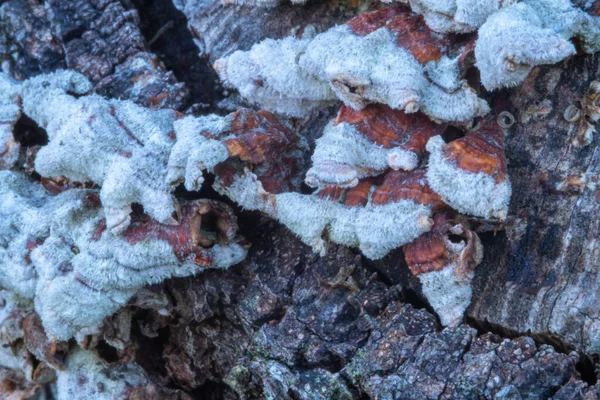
left=12, top=70, right=183, bottom=234
left=426, top=118, right=511, bottom=219
left=404, top=0, right=516, bottom=33
left=305, top=104, right=446, bottom=188
left=475, top=0, right=600, bottom=90
left=2, top=0, right=600, bottom=397
left=215, top=8, right=490, bottom=123
left=171, top=110, right=445, bottom=259
left=214, top=37, right=337, bottom=117
left=403, top=212, right=483, bottom=326
left=0, top=170, right=247, bottom=340
left=0, top=74, right=21, bottom=170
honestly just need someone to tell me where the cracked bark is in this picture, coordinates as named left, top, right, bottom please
left=2, top=0, right=600, bottom=399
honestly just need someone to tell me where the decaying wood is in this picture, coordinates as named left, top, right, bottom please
left=1, top=0, right=600, bottom=399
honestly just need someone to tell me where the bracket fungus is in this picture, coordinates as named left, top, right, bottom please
left=168, top=108, right=303, bottom=193
left=475, top=0, right=600, bottom=90
left=403, top=212, right=483, bottom=327
left=215, top=8, right=490, bottom=123
left=214, top=37, right=337, bottom=117
left=13, top=70, right=185, bottom=234
left=426, top=118, right=511, bottom=220
left=406, top=0, right=516, bottom=33
left=305, top=104, right=446, bottom=188
left=0, top=170, right=247, bottom=341
left=221, top=0, right=307, bottom=6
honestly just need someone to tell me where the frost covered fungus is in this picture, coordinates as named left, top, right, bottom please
left=17, top=70, right=184, bottom=234
left=426, top=117, right=511, bottom=219
left=305, top=104, right=446, bottom=188
left=406, top=0, right=516, bottom=33
left=172, top=107, right=446, bottom=259
left=475, top=0, right=600, bottom=90
left=168, top=108, right=303, bottom=193
left=298, top=8, right=489, bottom=123
left=403, top=211, right=483, bottom=326
left=215, top=8, right=490, bottom=123
left=221, top=0, right=307, bottom=6
left=56, top=348, right=190, bottom=399
left=0, top=73, right=22, bottom=170
left=216, top=168, right=444, bottom=259
left=213, top=36, right=337, bottom=117
left=0, top=170, right=247, bottom=341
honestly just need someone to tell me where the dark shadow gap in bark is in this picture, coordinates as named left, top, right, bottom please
left=13, top=114, right=48, bottom=147
left=576, top=354, right=598, bottom=386
left=465, top=316, right=578, bottom=354
left=127, top=0, right=223, bottom=111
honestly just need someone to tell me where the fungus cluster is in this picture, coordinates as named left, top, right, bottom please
left=203, top=0, right=598, bottom=325
left=0, top=2, right=598, bottom=392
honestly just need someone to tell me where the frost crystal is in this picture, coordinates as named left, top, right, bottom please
left=0, top=170, right=247, bottom=340
left=475, top=0, right=600, bottom=90
left=17, top=70, right=183, bottom=234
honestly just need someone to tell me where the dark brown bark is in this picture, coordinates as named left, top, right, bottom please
left=2, top=0, right=600, bottom=399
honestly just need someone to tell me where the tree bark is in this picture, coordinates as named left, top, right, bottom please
left=1, top=0, right=600, bottom=399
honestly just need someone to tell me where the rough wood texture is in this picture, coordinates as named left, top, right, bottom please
left=468, top=54, right=600, bottom=355
left=2, top=0, right=600, bottom=399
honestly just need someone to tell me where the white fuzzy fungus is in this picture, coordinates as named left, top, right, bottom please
left=214, top=37, right=337, bottom=117
left=16, top=70, right=182, bottom=234
left=426, top=135, right=511, bottom=219
left=475, top=0, right=600, bottom=90
left=305, top=119, right=419, bottom=188
left=0, top=73, right=22, bottom=169
left=214, top=172, right=434, bottom=259
left=0, top=170, right=247, bottom=341
left=408, top=0, right=516, bottom=33
left=215, top=23, right=489, bottom=123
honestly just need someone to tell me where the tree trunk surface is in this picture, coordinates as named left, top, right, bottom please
left=1, top=0, right=600, bottom=399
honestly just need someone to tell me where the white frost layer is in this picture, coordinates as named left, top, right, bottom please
left=299, top=25, right=425, bottom=112
left=215, top=36, right=337, bottom=117
left=56, top=349, right=152, bottom=400
left=408, top=0, right=516, bottom=33
left=0, top=74, right=22, bottom=169
left=18, top=70, right=181, bottom=233
left=426, top=135, right=511, bottom=219
left=214, top=172, right=434, bottom=259
left=475, top=0, right=599, bottom=90
left=215, top=23, right=489, bottom=122
left=0, top=170, right=247, bottom=341
left=168, top=115, right=232, bottom=191
left=305, top=119, right=419, bottom=188
left=418, top=264, right=473, bottom=327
